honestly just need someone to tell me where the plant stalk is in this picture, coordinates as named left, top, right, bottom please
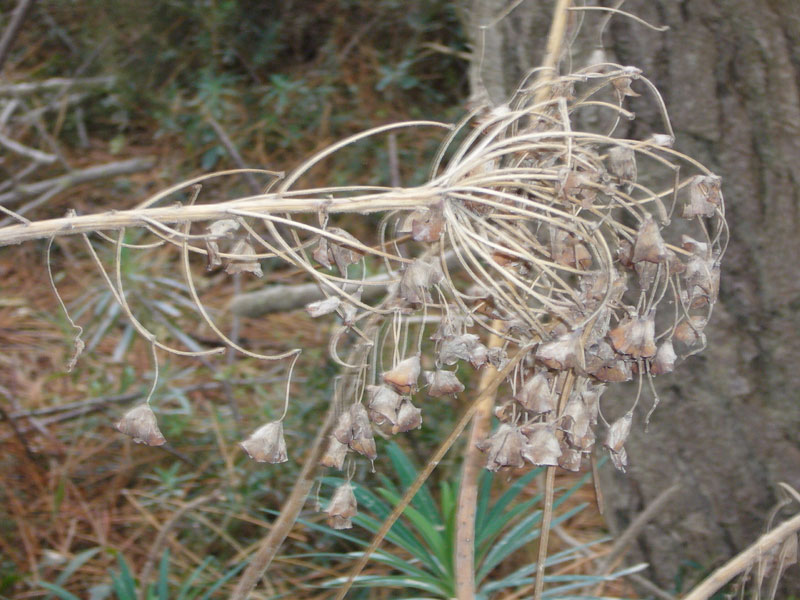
left=454, top=327, right=503, bottom=598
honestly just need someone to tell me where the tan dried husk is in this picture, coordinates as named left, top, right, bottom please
left=115, top=404, right=166, bottom=446
left=240, top=421, right=288, bottom=464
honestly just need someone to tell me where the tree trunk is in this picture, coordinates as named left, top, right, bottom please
left=467, top=0, right=800, bottom=591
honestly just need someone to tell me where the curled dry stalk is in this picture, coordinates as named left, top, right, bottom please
left=0, top=5, right=728, bottom=599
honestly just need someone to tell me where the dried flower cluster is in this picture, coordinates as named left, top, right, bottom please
left=100, top=62, right=724, bottom=528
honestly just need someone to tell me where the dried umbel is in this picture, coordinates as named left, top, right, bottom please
left=240, top=421, right=288, bottom=464
left=115, top=404, right=166, bottom=446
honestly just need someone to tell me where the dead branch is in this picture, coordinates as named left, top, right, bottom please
left=0, top=157, right=155, bottom=209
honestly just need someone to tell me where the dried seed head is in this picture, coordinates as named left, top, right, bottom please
left=366, top=385, right=403, bottom=427
left=477, top=424, right=526, bottom=472
left=382, top=355, right=421, bottom=394
left=312, top=237, right=335, bottom=269
left=650, top=339, right=677, bottom=375
left=584, top=341, right=633, bottom=383
left=392, top=399, right=422, bottom=434
left=424, top=369, right=465, bottom=397
left=536, top=330, right=585, bottom=371
left=521, top=424, right=562, bottom=466
left=411, top=208, right=444, bottom=242
left=205, top=219, right=240, bottom=270
left=240, top=421, right=288, bottom=463
left=515, top=372, right=556, bottom=413
left=115, top=404, right=166, bottom=446
left=683, top=254, right=720, bottom=308
left=320, top=435, right=349, bottom=470
left=328, top=228, right=364, bottom=274
left=674, top=316, right=707, bottom=347
left=562, top=395, right=591, bottom=448
left=439, top=334, right=486, bottom=367
left=612, top=75, right=640, bottom=100
left=609, top=446, right=628, bottom=472
left=608, top=145, right=637, bottom=191
left=633, top=214, right=668, bottom=264
left=326, top=482, right=358, bottom=530
left=225, top=239, right=263, bottom=277
left=551, top=229, right=592, bottom=269
left=609, top=313, right=657, bottom=358
left=332, top=409, right=354, bottom=446
left=683, top=174, right=722, bottom=218
left=558, top=446, right=584, bottom=472
left=306, top=296, right=341, bottom=318
left=399, top=258, right=443, bottom=305
left=605, top=411, right=633, bottom=453
left=347, top=403, right=377, bottom=460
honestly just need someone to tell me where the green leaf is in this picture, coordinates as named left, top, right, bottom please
left=44, top=547, right=102, bottom=599
left=197, top=561, right=246, bottom=600
left=157, top=548, right=170, bottom=600
left=385, top=442, right=441, bottom=524
left=176, top=557, right=214, bottom=600
left=38, top=583, right=82, bottom=600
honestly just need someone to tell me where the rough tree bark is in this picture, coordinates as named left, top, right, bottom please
left=467, top=0, right=800, bottom=591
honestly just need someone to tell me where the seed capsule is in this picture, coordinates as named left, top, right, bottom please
left=382, top=355, right=421, bottom=394
left=326, top=483, right=358, bottom=530
left=115, top=404, right=167, bottom=446
left=240, top=421, right=288, bottom=463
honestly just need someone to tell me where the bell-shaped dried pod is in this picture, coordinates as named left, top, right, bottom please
left=312, top=237, right=335, bottom=269
left=327, top=228, right=364, bottom=274
left=348, top=403, right=377, bottom=460
left=608, top=145, right=637, bottom=191
left=306, top=296, right=341, bottom=318
left=684, top=255, right=720, bottom=307
left=476, top=424, right=526, bottom=472
left=326, top=482, right=358, bottom=530
left=332, top=409, right=354, bottom=446
left=632, top=214, right=668, bottom=264
left=439, top=333, right=485, bottom=367
left=521, top=424, right=562, bottom=466
left=536, top=330, right=585, bottom=371
left=584, top=340, right=632, bottom=383
left=424, top=369, right=465, bottom=397
left=605, top=411, right=633, bottom=453
left=493, top=399, right=515, bottom=423
left=674, top=315, right=707, bottom=347
left=487, top=347, right=508, bottom=370
left=515, top=372, right=556, bottom=413
left=366, top=385, right=403, bottom=427
left=611, top=73, right=641, bottom=100
left=558, top=446, right=583, bottom=472
left=411, top=207, right=444, bottom=242
left=320, top=435, right=348, bottom=470
left=683, top=174, right=722, bottom=218
left=225, top=239, right=263, bottom=277
left=572, top=427, right=596, bottom=452
left=581, top=385, right=604, bottom=425
left=240, top=421, right=288, bottom=463
left=399, top=258, right=443, bottom=305
left=382, top=355, right=421, bottom=395
left=392, top=399, right=422, bottom=434
left=616, top=239, right=634, bottom=270
left=650, top=339, right=677, bottom=375
left=609, top=446, right=628, bottom=472
left=205, top=219, right=240, bottom=270
left=430, top=310, right=473, bottom=342
left=115, top=404, right=167, bottom=446
left=551, top=228, right=592, bottom=269
left=609, top=313, right=657, bottom=358
left=562, top=395, right=591, bottom=448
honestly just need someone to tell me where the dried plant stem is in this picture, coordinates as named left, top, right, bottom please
left=0, top=187, right=437, bottom=247
left=681, top=511, right=800, bottom=600
left=454, top=327, right=502, bottom=599
left=530, top=2, right=572, bottom=599
left=534, top=369, right=576, bottom=600
left=333, top=344, right=532, bottom=600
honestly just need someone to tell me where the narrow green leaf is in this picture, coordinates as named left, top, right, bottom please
left=176, top=557, right=214, bottom=600
left=385, top=442, right=441, bottom=524
left=157, top=548, right=170, bottom=600
left=38, top=583, right=82, bottom=600
left=197, top=561, right=246, bottom=600
left=45, top=547, right=102, bottom=598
